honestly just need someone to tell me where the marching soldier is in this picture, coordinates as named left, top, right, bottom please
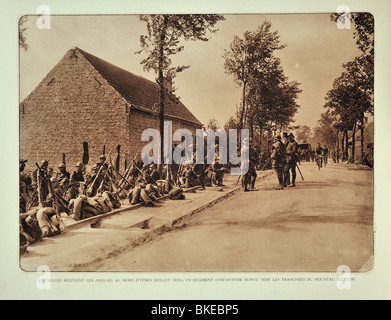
left=284, top=133, right=299, bottom=187
left=271, top=135, right=286, bottom=190
left=315, top=143, right=323, bottom=169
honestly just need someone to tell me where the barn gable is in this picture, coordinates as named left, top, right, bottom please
left=20, top=47, right=202, bottom=171
left=76, top=47, right=203, bottom=127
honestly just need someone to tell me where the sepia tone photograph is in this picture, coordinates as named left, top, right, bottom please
left=18, top=13, right=374, bottom=273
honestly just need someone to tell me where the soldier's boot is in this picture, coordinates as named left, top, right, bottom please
left=289, top=173, right=296, bottom=187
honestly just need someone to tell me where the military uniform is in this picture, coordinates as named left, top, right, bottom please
left=56, top=163, right=70, bottom=184
left=210, top=160, right=224, bottom=186
left=271, top=136, right=286, bottom=190
left=315, top=144, right=323, bottom=169
left=284, top=134, right=299, bottom=187
left=243, top=145, right=258, bottom=191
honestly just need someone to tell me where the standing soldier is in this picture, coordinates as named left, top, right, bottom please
left=284, top=133, right=299, bottom=188
left=315, top=143, right=323, bottom=170
left=323, top=145, right=329, bottom=167
left=271, top=135, right=286, bottom=190
left=282, top=132, right=290, bottom=187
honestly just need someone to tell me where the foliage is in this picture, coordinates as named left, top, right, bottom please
left=19, top=16, right=29, bottom=51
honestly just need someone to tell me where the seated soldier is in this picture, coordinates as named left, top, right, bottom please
left=56, top=163, right=70, bottom=184
left=70, top=162, right=85, bottom=185
left=69, top=191, right=120, bottom=221
left=210, top=159, right=225, bottom=186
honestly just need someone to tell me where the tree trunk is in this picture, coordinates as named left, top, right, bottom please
left=351, top=122, right=357, bottom=162
left=344, top=129, right=348, bottom=161
left=158, top=17, right=168, bottom=171
left=360, top=117, right=365, bottom=161
left=249, top=116, right=254, bottom=140
left=239, top=80, right=247, bottom=142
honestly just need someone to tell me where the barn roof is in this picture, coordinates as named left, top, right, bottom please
left=76, top=48, right=202, bottom=127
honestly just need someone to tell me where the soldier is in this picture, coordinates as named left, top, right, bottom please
left=282, top=132, right=290, bottom=186
left=210, top=158, right=226, bottom=187
left=323, top=145, right=329, bottom=167
left=284, top=133, right=299, bottom=188
left=56, top=163, right=70, bottom=184
left=241, top=138, right=254, bottom=192
left=247, top=138, right=258, bottom=191
left=129, top=165, right=155, bottom=206
left=33, top=160, right=50, bottom=206
left=191, top=151, right=206, bottom=190
left=271, top=135, right=286, bottom=190
left=99, top=154, right=109, bottom=169
left=61, top=178, right=78, bottom=201
left=315, top=143, right=323, bottom=169
left=149, top=164, right=161, bottom=182
left=70, top=162, right=85, bottom=184
left=85, top=163, right=104, bottom=197
left=20, top=159, right=32, bottom=212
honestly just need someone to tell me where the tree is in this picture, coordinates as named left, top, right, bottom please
left=311, top=111, right=338, bottom=148
left=206, top=118, right=220, bottom=131
left=137, top=14, right=225, bottom=167
left=223, top=21, right=287, bottom=137
left=295, top=125, right=312, bottom=143
left=19, top=16, right=29, bottom=51
left=328, top=12, right=374, bottom=161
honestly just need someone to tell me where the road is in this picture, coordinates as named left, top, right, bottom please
left=90, top=161, right=374, bottom=272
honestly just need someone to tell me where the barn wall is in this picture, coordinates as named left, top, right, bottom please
left=20, top=49, right=202, bottom=174
left=20, top=49, right=131, bottom=173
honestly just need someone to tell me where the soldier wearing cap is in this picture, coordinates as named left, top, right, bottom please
left=71, top=162, right=85, bottom=185
left=271, top=135, right=286, bottom=190
left=56, top=163, right=70, bottom=184
left=284, top=133, right=299, bottom=187
left=99, top=154, right=109, bottom=170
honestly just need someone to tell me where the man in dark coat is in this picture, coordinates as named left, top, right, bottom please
left=284, top=133, right=299, bottom=187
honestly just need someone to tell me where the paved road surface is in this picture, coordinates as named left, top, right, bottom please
left=94, top=162, right=374, bottom=272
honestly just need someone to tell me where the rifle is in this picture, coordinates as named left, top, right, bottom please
left=87, top=149, right=113, bottom=195
left=120, top=151, right=139, bottom=187
left=295, top=162, right=304, bottom=181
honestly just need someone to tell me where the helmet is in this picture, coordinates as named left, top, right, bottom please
left=76, top=162, right=82, bottom=167
left=100, top=155, right=106, bottom=160
left=58, top=163, right=66, bottom=169
left=40, top=160, right=48, bottom=167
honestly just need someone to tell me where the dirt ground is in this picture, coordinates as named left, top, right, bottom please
left=95, top=162, right=374, bottom=272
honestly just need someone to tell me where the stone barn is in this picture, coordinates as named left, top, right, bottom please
left=20, top=47, right=203, bottom=172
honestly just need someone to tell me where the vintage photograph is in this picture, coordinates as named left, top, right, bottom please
left=18, top=13, right=374, bottom=272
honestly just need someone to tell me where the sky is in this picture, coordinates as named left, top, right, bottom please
left=19, top=14, right=361, bottom=131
